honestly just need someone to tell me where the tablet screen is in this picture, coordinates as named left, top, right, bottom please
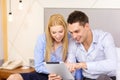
left=44, top=62, right=74, bottom=80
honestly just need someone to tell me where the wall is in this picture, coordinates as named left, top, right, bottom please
left=7, top=0, right=44, bottom=65
left=0, top=0, right=4, bottom=66
left=45, top=8, right=120, bottom=47
left=6, top=0, right=120, bottom=66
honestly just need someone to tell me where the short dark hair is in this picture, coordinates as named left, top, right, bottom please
left=67, top=10, right=89, bottom=26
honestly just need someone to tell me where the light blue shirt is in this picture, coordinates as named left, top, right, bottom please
left=34, top=34, right=63, bottom=74
left=67, top=29, right=117, bottom=79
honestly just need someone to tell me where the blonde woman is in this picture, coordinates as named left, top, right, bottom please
left=7, top=14, right=68, bottom=80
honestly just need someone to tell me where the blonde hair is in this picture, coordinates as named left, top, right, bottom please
left=45, top=14, right=68, bottom=62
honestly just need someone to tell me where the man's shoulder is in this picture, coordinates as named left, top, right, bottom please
left=93, top=29, right=113, bottom=44
left=93, top=29, right=107, bottom=34
left=68, top=38, right=76, bottom=45
left=93, top=29, right=111, bottom=38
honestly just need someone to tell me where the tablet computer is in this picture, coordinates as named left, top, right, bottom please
left=44, top=62, right=74, bottom=80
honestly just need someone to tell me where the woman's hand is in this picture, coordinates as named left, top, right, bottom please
left=48, top=73, right=62, bottom=80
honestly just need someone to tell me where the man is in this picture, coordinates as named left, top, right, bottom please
left=66, top=10, right=117, bottom=80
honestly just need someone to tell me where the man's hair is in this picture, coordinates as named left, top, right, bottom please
left=67, top=10, right=89, bottom=26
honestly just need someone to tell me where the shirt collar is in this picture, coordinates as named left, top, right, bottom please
left=74, top=30, right=98, bottom=48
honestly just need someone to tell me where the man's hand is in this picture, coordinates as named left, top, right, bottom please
left=76, top=62, right=87, bottom=70
left=48, top=73, right=62, bottom=80
left=66, top=62, right=87, bottom=72
left=66, top=63, right=76, bottom=72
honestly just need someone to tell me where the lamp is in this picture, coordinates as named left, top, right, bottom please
left=19, top=0, right=23, bottom=10
left=8, top=0, right=13, bottom=22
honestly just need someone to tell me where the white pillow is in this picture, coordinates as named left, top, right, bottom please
left=116, top=47, right=120, bottom=80
left=116, top=47, right=120, bottom=62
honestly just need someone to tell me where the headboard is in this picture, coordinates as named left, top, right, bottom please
left=44, top=8, right=120, bottom=47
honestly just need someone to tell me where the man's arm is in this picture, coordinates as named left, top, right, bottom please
left=85, top=33, right=117, bottom=73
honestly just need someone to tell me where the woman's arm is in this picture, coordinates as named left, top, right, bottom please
left=34, top=34, right=49, bottom=74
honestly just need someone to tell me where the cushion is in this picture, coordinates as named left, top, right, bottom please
left=116, top=47, right=120, bottom=62
left=116, top=47, right=120, bottom=80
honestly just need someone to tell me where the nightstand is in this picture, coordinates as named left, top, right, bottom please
left=0, top=67, right=35, bottom=80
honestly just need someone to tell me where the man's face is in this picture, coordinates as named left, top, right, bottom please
left=68, top=22, right=88, bottom=43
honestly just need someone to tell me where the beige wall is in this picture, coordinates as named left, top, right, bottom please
left=6, top=0, right=120, bottom=66
left=7, top=0, right=44, bottom=65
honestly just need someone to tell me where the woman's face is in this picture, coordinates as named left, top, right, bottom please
left=50, top=25, right=65, bottom=43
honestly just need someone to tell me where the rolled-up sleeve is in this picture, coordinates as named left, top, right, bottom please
left=87, top=33, right=117, bottom=74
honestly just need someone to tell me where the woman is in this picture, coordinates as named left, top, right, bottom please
left=7, top=14, right=68, bottom=80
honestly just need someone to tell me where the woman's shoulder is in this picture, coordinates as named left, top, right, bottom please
left=38, top=33, right=46, bottom=39
left=37, top=33, right=46, bottom=43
